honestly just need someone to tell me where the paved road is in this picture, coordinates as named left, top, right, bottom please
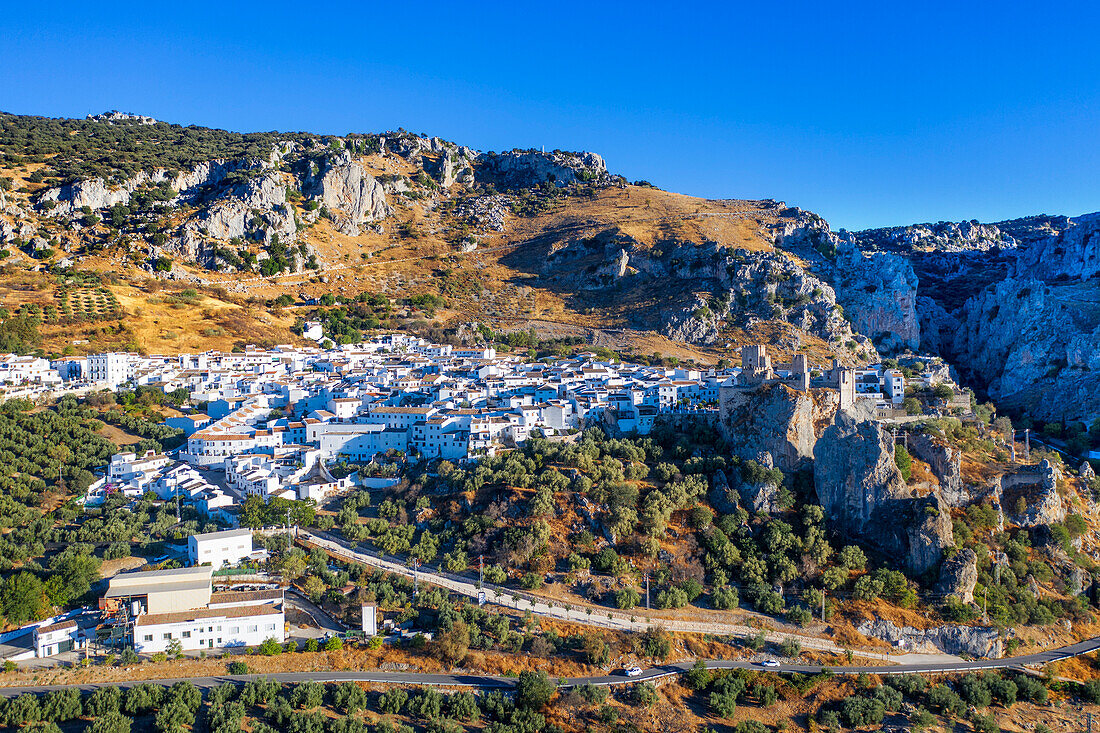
left=2, top=636, right=1099, bottom=697
left=298, top=530, right=891, bottom=661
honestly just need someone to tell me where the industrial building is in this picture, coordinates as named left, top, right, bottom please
left=100, top=566, right=284, bottom=654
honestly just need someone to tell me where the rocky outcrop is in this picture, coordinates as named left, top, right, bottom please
left=1001, top=459, right=1065, bottom=527
left=854, top=220, right=1014, bottom=254
left=954, top=277, right=1100, bottom=422
left=455, top=195, right=509, bottom=232
left=477, top=150, right=611, bottom=189
left=937, top=548, right=978, bottom=604
left=195, top=172, right=295, bottom=242
left=857, top=618, right=1001, bottom=658
left=39, top=176, right=139, bottom=216
left=305, top=154, right=391, bottom=236
left=734, top=453, right=781, bottom=514
left=719, top=383, right=841, bottom=473
left=908, top=432, right=964, bottom=506
left=708, top=469, right=738, bottom=514
left=1014, top=211, right=1100, bottom=281
left=813, top=413, right=953, bottom=574
left=808, top=211, right=1100, bottom=423
left=830, top=244, right=920, bottom=352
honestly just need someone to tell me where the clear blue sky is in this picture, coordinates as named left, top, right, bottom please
left=3, top=1, right=1098, bottom=230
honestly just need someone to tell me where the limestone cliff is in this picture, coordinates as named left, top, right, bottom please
left=826, top=212, right=1100, bottom=422
left=718, top=383, right=840, bottom=473
left=813, top=413, right=953, bottom=575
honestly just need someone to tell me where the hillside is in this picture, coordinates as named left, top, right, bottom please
left=0, top=112, right=875, bottom=371
left=1, top=110, right=1098, bottom=431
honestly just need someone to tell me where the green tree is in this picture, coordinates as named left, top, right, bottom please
left=90, top=712, right=133, bottom=733
left=895, top=444, right=913, bottom=481
left=515, top=670, right=554, bottom=710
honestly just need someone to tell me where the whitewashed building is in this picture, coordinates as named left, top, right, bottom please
left=188, top=528, right=254, bottom=568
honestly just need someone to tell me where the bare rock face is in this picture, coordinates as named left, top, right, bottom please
left=813, top=412, right=953, bottom=575
left=719, top=383, right=840, bottom=473
left=857, top=617, right=1001, bottom=658
left=734, top=452, right=782, bottom=514
left=39, top=176, right=139, bottom=216
left=831, top=244, right=921, bottom=352
left=312, top=156, right=392, bottom=236
left=908, top=432, right=965, bottom=506
left=955, top=277, right=1100, bottom=421
left=827, top=211, right=1100, bottom=424
left=1001, top=459, right=1065, bottom=527
left=937, top=548, right=978, bottom=604
left=1015, top=211, right=1100, bottom=281
left=708, top=469, right=739, bottom=514
left=192, top=171, right=296, bottom=243
left=476, top=149, right=610, bottom=189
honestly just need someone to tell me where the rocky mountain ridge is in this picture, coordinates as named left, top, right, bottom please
left=1, top=112, right=1097, bottom=424
left=778, top=208, right=1100, bottom=423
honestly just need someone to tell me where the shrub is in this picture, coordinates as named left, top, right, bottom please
left=779, top=638, right=802, bottom=658
left=712, top=585, right=739, bottom=610
left=841, top=695, right=885, bottom=727
left=227, top=660, right=250, bottom=675
left=633, top=682, right=658, bottom=707
left=927, top=684, right=966, bottom=717
left=615, top=588, right=640, bottom=609
left=516, top=670, right=554, bottom=710
left=959, top=673, right=992, bottom=708
left=895, top=444, right=913, bottom=481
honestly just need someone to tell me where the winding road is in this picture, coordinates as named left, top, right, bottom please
left=297, top=530, right=891, bottom=661
left=1, top=636, right=1097, bottom=697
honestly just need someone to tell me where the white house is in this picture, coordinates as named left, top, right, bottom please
left=133, top=600, right=284, bottom=653
left=188, top=528, right=254, bottom=568
left=33, top=620, right=84, bottom=657
left=88, top=352, right=136, bottom=388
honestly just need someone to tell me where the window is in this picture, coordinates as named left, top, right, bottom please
left=229, top=626, right=239, bottom=634
left=144, top=634, right=153, bottom=642
left=182, top=631, right=191, bottom=638
left=163, top=633, right=172, bottom=640
left=247, top=625, right=258, bottom=633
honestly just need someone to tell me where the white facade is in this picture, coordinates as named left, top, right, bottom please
left=33, top=621, right=84, bottom=657
left=88, top=352, right=136, bottom=388
left=133, top=605, right=284, bottom=653
left=188, top=528, right=253, bottom=568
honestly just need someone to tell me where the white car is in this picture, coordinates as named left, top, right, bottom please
left=624, top=666, right=643, bottom=677
left=760, top=659, right=781, bottom=668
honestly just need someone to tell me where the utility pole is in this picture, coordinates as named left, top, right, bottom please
left=821, top=590, right=826, bottom=622
left=1025, top=428, right=1030, bottom=461
left=287, top=508, right=293, bottom=541
left=478, top=554, right=484, bottom=588
left=644, top=573, right=650, bottom=610
left=1010, top=430, right=1016, bottom=463
left=983, top=587, right=988, bottom=624
left=412, top=558, right=420, bottom=595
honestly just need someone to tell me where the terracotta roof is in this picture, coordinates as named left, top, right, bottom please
left=135, top=602, right=282, bottom=627
left=209, top=589, right=283, bottom=605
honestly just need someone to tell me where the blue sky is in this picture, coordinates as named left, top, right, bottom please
left=2, top=1, right=1098, bottom=230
